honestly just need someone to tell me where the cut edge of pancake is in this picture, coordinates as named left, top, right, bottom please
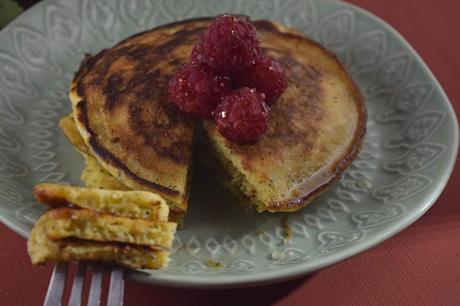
left=33, top=183, right=170, bottom=222
left=42, top=207, right=177, bottom=248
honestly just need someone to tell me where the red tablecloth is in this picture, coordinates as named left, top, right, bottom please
left=1, top=1, right=459, bottom=305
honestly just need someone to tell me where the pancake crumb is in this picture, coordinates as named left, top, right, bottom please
left=207, top=259, right=224, bottom=268
left=270, top=249, right=284, bottom=261
left=282, top=217, right=292, bottom=244
left=356, top=178, right=372, bottom=190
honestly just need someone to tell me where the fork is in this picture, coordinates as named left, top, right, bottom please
left=44, top=262, right=124, bottom=306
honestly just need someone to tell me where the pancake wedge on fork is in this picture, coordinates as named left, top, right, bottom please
left=70, top=17, right=366, bottom=215
left=28, top=183, right=177, bottom=269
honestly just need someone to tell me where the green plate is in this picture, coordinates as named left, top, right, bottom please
left=0, top=0, right=457, bottom=288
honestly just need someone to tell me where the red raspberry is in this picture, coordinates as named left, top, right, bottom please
left=168, top=64, right=231, bottom=118
left=234, top=55, right=288, bottom=104
left=190, top=43, right=202, bottom=66
left=192, top=15, right=261, bottom=73
left=214, top=88, right=269, bottom=144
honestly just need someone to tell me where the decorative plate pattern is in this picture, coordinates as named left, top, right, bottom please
left=0, top=0, right=457, bottom=288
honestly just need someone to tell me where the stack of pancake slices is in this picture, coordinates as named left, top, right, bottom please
left=28, top=184, right=176, bottom=269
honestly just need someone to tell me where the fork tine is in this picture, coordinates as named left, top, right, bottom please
left=107, top=268, right=124, bottom=306
left=87, top=265, right=103, bottom=306
left=44, top=262, right=68, bottom=306
left=68, top=262, right=87, bottom=306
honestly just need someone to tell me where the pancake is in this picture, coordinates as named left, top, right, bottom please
left=33, top=183, right=169, bottom=221
left=80, top=154, right=131, bottom=190
left=70, top=17, right=365, bottom=214
left=42, top=208, right=176, bottom=248
left=60, top=113, right=131, bottom=190
left=59, top=113, right=89, bottom=155
left=202, top=21, right=366, bottom=212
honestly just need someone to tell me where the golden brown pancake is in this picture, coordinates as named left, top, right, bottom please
left=42, top=208, right=176, bottom=248
left=33, top=183, right=169, bottom=221
left=70, top=18, right=365, bottom=214
left=28, top=204, right=173, bottom=269
left=28, top=184, right=176, bottom=269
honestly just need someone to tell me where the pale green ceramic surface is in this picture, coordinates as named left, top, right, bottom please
left=0, top=0, right=457, bottom=288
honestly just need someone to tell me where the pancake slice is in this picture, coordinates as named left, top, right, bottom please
left=57, top=241, right=171, bottom=269
left=42, top=208, right=176, bottom=248
left=28, top=215, right=170, bottom=269
left=34, top=183, right=169, bottom=221
left=28, top=185, right=176, bottom=269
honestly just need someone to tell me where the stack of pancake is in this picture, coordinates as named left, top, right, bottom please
left=66, top=17, right=365, bottom=215
left=28, top=184, right=176, bottom=269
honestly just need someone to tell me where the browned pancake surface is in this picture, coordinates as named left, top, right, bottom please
left=71, top=18, right=366, bottom=213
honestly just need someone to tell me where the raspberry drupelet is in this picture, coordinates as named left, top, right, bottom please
left=168, top=64, right=231, bottom=118
left=214, top=87, right=269, bottom=144
left=191, top=15, right=261, bottom=73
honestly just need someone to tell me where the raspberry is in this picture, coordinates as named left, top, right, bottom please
left=192, top=15, right=261, bottom=73
left=168, top=64, right=231, bottom=118
left=234, top=54, right=288, bottom=104
left=190, top=44, right=201, bottom=66
left=214, top=87, right=269, bottom=144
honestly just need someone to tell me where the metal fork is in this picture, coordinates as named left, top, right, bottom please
left=44, top=263, right=124, bottom=306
